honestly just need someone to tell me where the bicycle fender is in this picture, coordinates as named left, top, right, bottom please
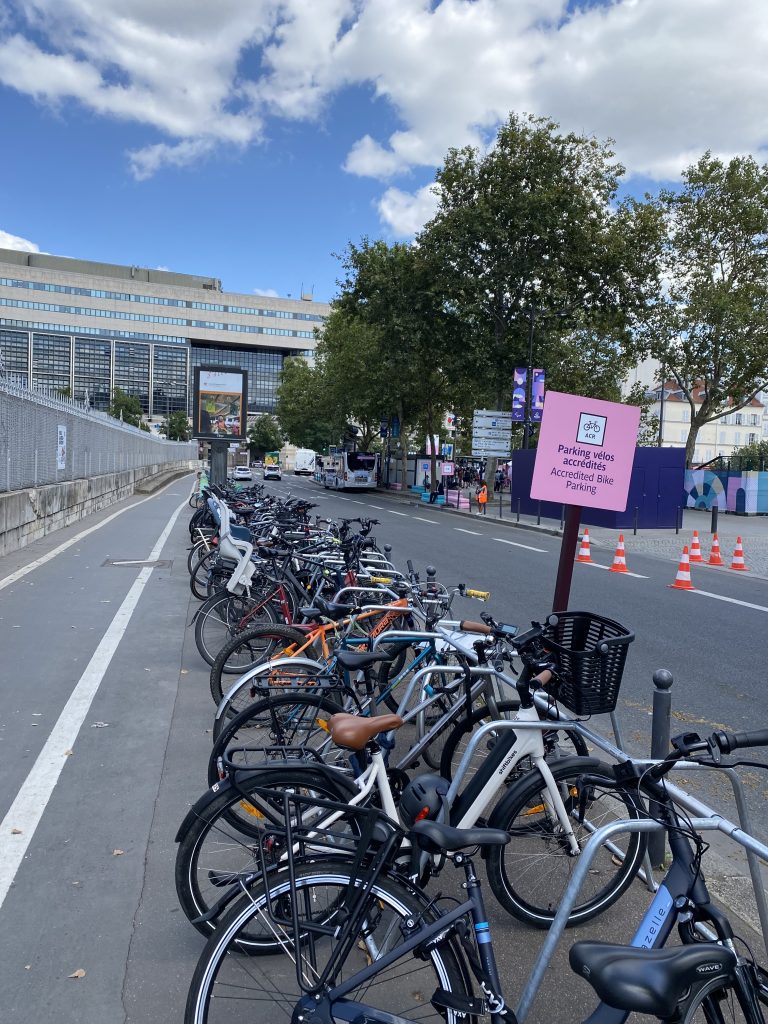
left=215, top=656, right=327, bottom=720
left=174, top=763, right=359, bottom=842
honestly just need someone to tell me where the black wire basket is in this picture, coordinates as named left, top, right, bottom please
left=541, top=611, right=634, bottom=715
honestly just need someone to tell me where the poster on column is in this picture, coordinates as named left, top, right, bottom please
left=512, top=368, right=526, bottom=422
left=530, top=391, right=640, bottom=511
left=531, top=369, right=546, bottom=422
left=192, top=366, right=248, bottom=441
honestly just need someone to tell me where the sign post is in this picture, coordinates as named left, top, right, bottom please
left=530, top=391, right=640, bottom=610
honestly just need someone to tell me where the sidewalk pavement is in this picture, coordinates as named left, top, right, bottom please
left=383, top=485, right=768, bottom=577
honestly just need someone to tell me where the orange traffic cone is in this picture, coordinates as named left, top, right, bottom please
left=689, top=530, right=703, bottom=562
left=609, top=534, right=629, bottom=573
left=669, top=545, right=695, bottom=590
left=576, top=529, right=592, bottom=563
left=707, top=533, right=724, bottom=566
left=730, top=537, right=748, bottom=571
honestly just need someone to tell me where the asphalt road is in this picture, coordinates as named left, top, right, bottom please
left=0, top=474, right=765, bottom=1024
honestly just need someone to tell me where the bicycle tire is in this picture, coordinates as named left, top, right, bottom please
left=681, top=968, right=768, bottom=1023
left=486, top=757, right=646, bottom=927
left=207, top=691, right=353, bottom=784
left=184, top=860, right=470, bottom=1023
left=439, top=700, right=589, bottom=782
left=190, top=549, right=218, bottom=601
left=194, top=591, right=277, bottom=668
left=176, top=764, right=356, bottom=936
left=209, top=624, right=309, bottom=705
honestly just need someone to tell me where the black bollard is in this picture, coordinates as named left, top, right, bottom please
left=649, top=669, right=674, bottom=868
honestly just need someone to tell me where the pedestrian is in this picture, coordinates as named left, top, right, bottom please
left=494, top=468, right=503, bottom=493
left=476, top=479, right=488, bottom=515
left=429, top=479, right=444, bottom=504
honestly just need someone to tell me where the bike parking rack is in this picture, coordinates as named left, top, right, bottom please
left=515, top=816, right=768, bottom=1023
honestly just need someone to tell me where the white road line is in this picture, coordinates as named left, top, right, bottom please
left=412, top=516, right=439, bottom=524
left=0, top=495, right=189, bottom=911
left=351, top=500, right=365, bottom=504
left=338, top=496, right=351, bottom=501
left=368, top=505, right=384, bottom=510
left=577, top=562, right=649, bottom=579
left=494, top=538, right=548, bottom=553
left=0, top=472, right=194, bottom=593
left=389, top=510, right=408, bottom=516
left=692, top=589, right=768, bottom=613
left=455, top=528, right=482, bottom=536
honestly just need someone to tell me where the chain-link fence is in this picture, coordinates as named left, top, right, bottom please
left=0, top=374, right=197, bottom=491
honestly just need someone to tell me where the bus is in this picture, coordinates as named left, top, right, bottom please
left=322, top=450, right=379, bottom=490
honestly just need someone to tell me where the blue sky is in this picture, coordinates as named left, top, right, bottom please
left=1, top=0, right=766, bottom=303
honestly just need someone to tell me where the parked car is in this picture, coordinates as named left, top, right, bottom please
left=233, top=466, right=252, bottom=480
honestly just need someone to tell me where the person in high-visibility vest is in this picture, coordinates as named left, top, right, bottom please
left=476, top=480, right=488, bottom=515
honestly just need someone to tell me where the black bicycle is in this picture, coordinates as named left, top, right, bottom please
left=184, top=727, right=768, bottom=1024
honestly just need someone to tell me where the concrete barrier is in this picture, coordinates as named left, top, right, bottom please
left=0, top=461, right=197, bottom=557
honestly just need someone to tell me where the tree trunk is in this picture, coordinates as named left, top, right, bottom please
left=685, top=406, right=709, bottom=467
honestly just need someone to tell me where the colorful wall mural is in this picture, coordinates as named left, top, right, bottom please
left=685, top=469, right=768, bottom=514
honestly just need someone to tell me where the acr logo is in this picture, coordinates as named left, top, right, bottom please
left=696, top=963, right=723, bottom=975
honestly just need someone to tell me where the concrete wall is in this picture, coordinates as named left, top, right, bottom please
left=0, top=461, right=196, bottom=557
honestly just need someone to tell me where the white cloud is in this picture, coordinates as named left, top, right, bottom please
left=377, top=183, right=440, bottom=237
left=0, top=229, right=40, bottom=252
left=2, top=0, right=768, bottom=232
left=254, top=287, right=279, bottom=297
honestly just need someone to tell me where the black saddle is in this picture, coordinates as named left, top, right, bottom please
left=412, top=820, right=510, bottom=853
left=335, top=649, right=393, bottom=671
left=569, top=941, right=736, bottom=1019
left=298, top=596, right=352, bottom=622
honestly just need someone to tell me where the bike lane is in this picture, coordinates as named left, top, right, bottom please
left=0, top=477, right=202, bottom=1024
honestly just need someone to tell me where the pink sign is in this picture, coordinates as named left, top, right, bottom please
left=530, top=391, right=640, bottom=511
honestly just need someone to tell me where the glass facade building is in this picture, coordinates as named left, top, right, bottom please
left=0, top=249, right=328, bottom=419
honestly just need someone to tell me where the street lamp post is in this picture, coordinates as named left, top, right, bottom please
left=522, top=307, right=536, bottom=450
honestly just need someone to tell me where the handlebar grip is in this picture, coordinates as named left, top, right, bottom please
left=459, top=620, right=493, bottom=635
left=465, top=589, right=490, bottom=601
left=369, top=576, right=394, bottom=584
left=407, top=559, right=415, bottom=573
left=715, top=728, right=768, bottom=753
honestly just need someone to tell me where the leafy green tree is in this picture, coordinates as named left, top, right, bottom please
left=643, top=153, right=768, bottom=466
left=420, top=113, right=656, bottom=423
left=275, top=356, right=339, bottom=451
left=247, top=414, right=283, bottom=458
left=728, top=438, right=768, bottom=469
left=334, top=240, right=465, bottom=487
left=109, top=387, right=144, bottom=428
left=161, top=410, right=191, bottom=441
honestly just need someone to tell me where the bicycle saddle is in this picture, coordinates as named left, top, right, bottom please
left=328, top=713, right=403, bottom=750
left=569, top=941, right=736, bottom=1018
left=412, top=820, right=510, bottom=853
left=334, top=649, right=393, bottom=671
left=298, top=596, right=351, bottom=621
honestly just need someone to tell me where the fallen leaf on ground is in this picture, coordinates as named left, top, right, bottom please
left=112, top=849, right=124, bottom=856
left=24, top=965, right=30, bottom=970
left=90, top=722, right=109, bottom=728
left=68, top=969, right=86, bottom=979
left=11, top=827, right=22, bottom=835
left=64, top=750, right=73, bottom=756
left=180, top=669, right=189, bottom=675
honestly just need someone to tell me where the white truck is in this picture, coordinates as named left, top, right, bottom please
left=293, top=448, right=316, bottom=475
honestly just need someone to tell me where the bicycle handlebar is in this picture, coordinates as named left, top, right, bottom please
left=713, top=728, right=768, bottom=753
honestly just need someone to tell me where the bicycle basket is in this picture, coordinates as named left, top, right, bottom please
left=541, top=611, right=634, bottom=715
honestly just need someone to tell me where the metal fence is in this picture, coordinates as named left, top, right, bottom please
left=0, top=374, right=197, bottom=491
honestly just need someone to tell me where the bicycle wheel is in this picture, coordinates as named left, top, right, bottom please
left=184, top=860, right=470, bottom=1024
left=194, top=591, right=277, bottom=668
left=209, top=624, right=310, bottom=704
left=190, top=549, right=218, bottom=600
left=176, top=766, right=357, bottom=936
left=682, top=970, right=768, bottom=1023
left=439, top=700, right=588, bottom=782
left=208, top=692, right=352, bottom=784
left=486, top=757, right=646, bottom=927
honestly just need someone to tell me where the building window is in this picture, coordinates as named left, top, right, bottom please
left=734, top=413, right=743, bottom=425
left=152, top=346, right=188, bottom=416
left=114, top=342, right=150, bottom=413
left=32, top=332, right=71, bottom=392
left=74, top=338, right=111, bottom=409
left=734, top=432, right=741, bottom=445
left=0, top=328, right=29, bottom=383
